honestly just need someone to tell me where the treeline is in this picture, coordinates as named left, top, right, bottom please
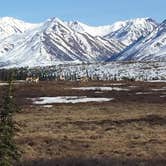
left=0, top=67, right=44, bottom=81
left=0, top=67, right=89, bottom=81
left=0, top=62, right=165, bottom=82
left=0, top=66, right=133, bottom=82
left=0, top=68, right=28, bottom=81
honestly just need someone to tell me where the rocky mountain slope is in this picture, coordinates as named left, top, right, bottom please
left=67, top=18, right=157, bottom=46
left=109, top=20, right=166, bottom=61
left=0, top=17, right=124, bottom=68
left=0, top=17, right=165, bottom=68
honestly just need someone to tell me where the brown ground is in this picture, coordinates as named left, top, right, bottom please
left=0, top=80, right=166, bottom=165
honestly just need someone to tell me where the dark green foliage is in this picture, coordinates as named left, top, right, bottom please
left=121, top=76, right=135, bottom=82
left=0, top=68, right=28, bottom=81
left=0, top=71, right=21, bottom=166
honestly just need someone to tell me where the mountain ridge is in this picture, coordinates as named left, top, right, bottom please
left=111, top=20, right=166, bottom=61
left=0, top=16, right=165, bottom=68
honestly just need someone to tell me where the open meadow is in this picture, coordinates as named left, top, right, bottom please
left=0, top=80, right=166, bottom=165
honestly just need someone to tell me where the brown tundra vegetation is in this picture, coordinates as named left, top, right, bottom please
left=0, top=80, right=166, bottom=166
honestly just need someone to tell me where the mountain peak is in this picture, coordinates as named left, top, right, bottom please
left=0, top=17, right=39, bottom=40
left=0, top=16, right=165, bottom=68
left=0, top=16, right=24, bottom=25
left=122, top=17, right=157, bottom=25
left=44, top=17, right=72, bottom=34
left=46, top=17, right=64, bottom=24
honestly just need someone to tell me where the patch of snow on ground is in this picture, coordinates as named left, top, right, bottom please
left=147, top=80, right=166, bottom=83
left=160, top=95, right=166, bottom=98
left=95, top=91, right=103, bottom=94
left=0, top=83, right=9, bottom=86
left=31, top=96, right=114, bottom=104
left=103, top=83, right=125, bottom=86
left=72, top=87, right=129, bottom=91
left=41, top=105, right=53, bottom=108
left=151, top=87, right=166, bottom=91
left=0, top=81, right=25, bottom=86
left=136, top=92, right=154, bottom=95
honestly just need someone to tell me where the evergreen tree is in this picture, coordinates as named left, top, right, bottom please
left=0, top=71, right=21, bottom=166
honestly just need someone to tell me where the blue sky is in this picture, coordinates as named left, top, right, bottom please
left=1, top=0, right=165, bottom=25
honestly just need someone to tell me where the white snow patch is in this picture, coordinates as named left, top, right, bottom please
left=136, top=92, right=154, bottom=95
left=103, top=83, right=125, bottom=86
left=147, top=80, right=166, bottom=83
left=151, top=87, right=166, bottom=91
left=30, top=96, right=114, bottom=104
left=160, top=95, right=166, bottom=98
left=95, top=91, right=103, bottom=94
left=0, top=82, right=9, bottom=86
left=41, top=105, right=53, bottom=108
left=72, top=87, right=129, bottom=91
left=0, top=82, right=24, bottom=86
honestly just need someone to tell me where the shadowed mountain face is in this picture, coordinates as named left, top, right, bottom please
left=109, top=20, right=166, bottom=61
left=67, top=18, right=158, bottom=46
left=0, top=17, right=125, bottom=68
left=0, top=17, right=166, bottom=68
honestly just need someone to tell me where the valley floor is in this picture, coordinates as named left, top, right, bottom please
left=1, top=80, right=166, bottom=165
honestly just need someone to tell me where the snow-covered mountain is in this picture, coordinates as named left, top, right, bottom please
left=0, top=17, right=124, bottom=68
left=0, top=17, right=39, bottom=40
left=67, top=18, right=158, bottom=46
left=110, top=20, right=166, bottom=61
left=0, top=16, right=165, bottom=68
left=66, top=21, right=116, bottom=37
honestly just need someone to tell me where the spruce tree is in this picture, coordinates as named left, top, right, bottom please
left=0, top=71, right=20, bottom=166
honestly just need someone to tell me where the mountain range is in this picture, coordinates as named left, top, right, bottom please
left=0, top=17, right=165, bottom=68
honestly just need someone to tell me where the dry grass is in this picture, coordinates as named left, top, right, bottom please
left=15, top=103, right=166, bottom=161
left=1, top=80, right=166, bottom=165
